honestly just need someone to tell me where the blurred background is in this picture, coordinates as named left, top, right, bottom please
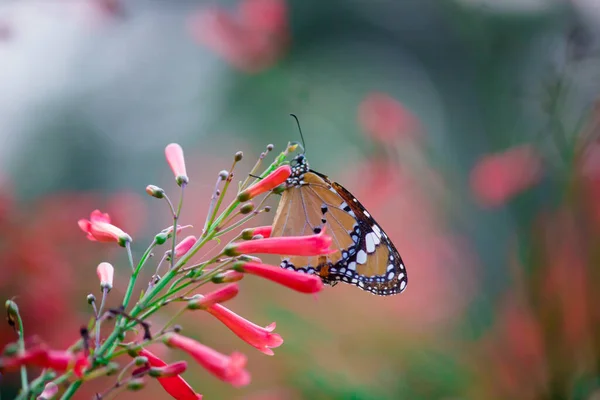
left=2, top=0, right=600, bottom=399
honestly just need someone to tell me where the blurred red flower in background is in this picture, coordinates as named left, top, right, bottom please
left=188, top=0, right=289, bottom=73
left=358, top=92, right=421, bottom=143
left=470, top=144, right=543, bottom=208
left=0, top=185, right=146, bottom=349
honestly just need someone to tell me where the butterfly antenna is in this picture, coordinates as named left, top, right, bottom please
left=289, top=113, right=306, bottom=154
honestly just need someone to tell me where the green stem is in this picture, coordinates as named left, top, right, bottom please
left=169, top=186, right=185, bottom=269
left=96, top=288, right=108, bottom=350
left=60, top=380, right=82, bottom=400
left=125, top=242, right=134, bottom=272
left=205, top=175, right=233, bottom=236
left=14, top=308, right=28, bottom=392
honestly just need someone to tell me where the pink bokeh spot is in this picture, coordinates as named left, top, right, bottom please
left=470, top=145, right=543, bottom=208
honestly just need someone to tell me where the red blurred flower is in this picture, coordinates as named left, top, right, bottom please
left=205, top=303, right=283, bottom=355
left=165, top=143, right=189, bottom=186
left=358, top=92, right=421, bottom=143
left=579, top=141, right=600, bottom=228
left=0, top=346, right=89, bottom=377
left=470, top=145, right=543, bottom=208
left=188, top=283, right=240, bottom=309
left=224, top=228, right=334, bottom=257
left=238, top=165, right=291, bottom=201
left=78, top=209, right=132, bottom=246
left=164, top=334, right=251, bottom=387
left=96, top=262, right=114, bottom=291
left=138, top=349, right=202, bottom=400
left=188, top=0, right=289, bottom=73
left=236, top=262, right=323, bottom=293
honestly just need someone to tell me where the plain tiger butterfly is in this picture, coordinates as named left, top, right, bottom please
left=270, top=116, right=408, bottom=296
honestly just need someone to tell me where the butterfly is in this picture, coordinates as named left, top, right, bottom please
left=270, top=152, right=408, bottom=296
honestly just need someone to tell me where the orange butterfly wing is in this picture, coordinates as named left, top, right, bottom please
left=271, top=155, right=407, bottom=296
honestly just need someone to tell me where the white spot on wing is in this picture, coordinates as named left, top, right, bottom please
left=356, top=250, right=367, bottom=264
left=400, top=280, right=407, bottom=291
left=365, top=233, right=376, bottom=253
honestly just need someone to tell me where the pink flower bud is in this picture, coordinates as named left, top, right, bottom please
left=165, top=143, right=189, bottom=186
left=37, top=382, right=58, bottom=400
left=96, top=262, right=114, bottom=291
left=188, top=283, right=239, bottom=309
left=171, top=236, right=197, bottom=260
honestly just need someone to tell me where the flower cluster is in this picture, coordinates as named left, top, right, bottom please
left=0, top=142, right=331, bottom=399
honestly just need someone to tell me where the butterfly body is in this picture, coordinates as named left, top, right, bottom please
left=271, top=154, right=408, bottom=296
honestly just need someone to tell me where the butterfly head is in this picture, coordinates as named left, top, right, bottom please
left=287, top=153, right=310, bottom=187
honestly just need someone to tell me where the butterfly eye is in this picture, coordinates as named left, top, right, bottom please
left=291, top=154, right=305, bottom=167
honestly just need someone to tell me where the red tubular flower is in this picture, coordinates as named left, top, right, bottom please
left=470, top=144, right=542, bottom=208
left=78, top=209, right=132, bottom=247
left=0, top=346, right=89, bottom=377
left=172, top=235, right=197, bottom=259
left=139, top=349, right=202, bottom=400
left=205, top=304, right=283, bottom=355
left=164, top=334, right=250, bottom=387
left=242, top=225, right=272, bottom=239
left=237, top=165, right=291, bottom=202
left=165, top=143, right=189, bottom=186
left=188, top=283, right=239, bottom=310
left=224, top=227, right=334, bottom=257
left=235, top=262, right=323, bottom=293
left=149, top=361, right=188, bottom=377
left=96, top=262, right=114, bottom=291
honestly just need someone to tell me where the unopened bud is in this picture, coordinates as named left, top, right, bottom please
left=145, top=185, right=165, bottom=199
left=241, top=228, right=254, bottom=240
left=240, top=203, right=255, bottom=214
left=127, top=378, right=145, bottom=391
left=87, top=294, right=96, bottom=304
left=263, top=206, right=271, bottom=212
left=211, top=271, right=244, bottom=283
left=148, top=361, right=187, bottom=378
left=134, top=356, right=148, bottom=366
left=106, top=362, right=120, bottom=375
left=234, top=151, right=243, bottom=162
left=5, top=300, right=19, bottom=321
left=155, top=232, right=168, bottom=245
left=273, top=184, right=286, bottom=195
left=219, top=170, right=229, bottom=180
left=3, top=342, right=19, bottom=356
left=173, top=325, right=182, bottom=333
left=266, top=144, right=274, bottom=151
left=96, top=262, right=114, bottom=292
left=126, top=344, right=143, bottom=358
left=37, top=382, right=58, bottom=400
